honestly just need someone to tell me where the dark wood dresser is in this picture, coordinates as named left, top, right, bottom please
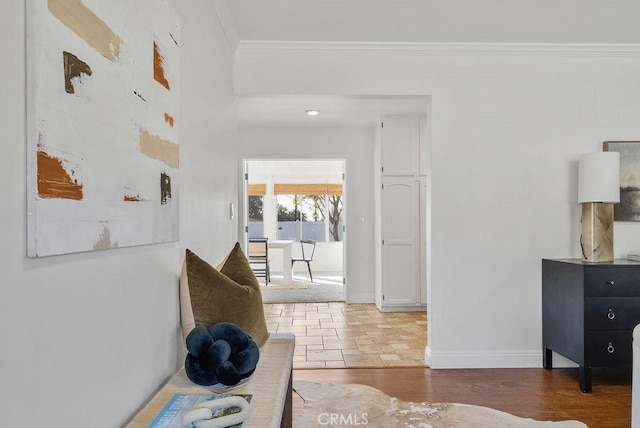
left=542, top=258, right=640, bottom=392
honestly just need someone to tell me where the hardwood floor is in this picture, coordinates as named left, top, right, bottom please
left=271, top=303, right=632, bottom=425
left=292, top=367, right=632, bottom=427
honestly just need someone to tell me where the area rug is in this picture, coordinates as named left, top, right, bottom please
left=292, top=382, right=587, bottom=428
left=261, top=282, right=344, bottom=303
left=260, top=282, right=309, bottom=290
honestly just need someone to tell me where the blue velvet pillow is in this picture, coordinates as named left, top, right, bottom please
left=184, top=322, right=260, bottom=386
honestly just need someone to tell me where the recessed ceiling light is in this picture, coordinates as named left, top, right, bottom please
left=305, top=109, right=320, bottom=116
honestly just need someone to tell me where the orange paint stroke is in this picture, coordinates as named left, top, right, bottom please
left=153, top=42, right=170, bottom=90
left=48, top=0, right=122, bottom=62
left=37, top=150, right=83, bottom=200
left=164, top=113, right=175, bottom=127
left=139, top=130, right=179, bottom=169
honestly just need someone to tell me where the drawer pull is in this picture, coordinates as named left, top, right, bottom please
left=605, top=280, right=615, bottom=286
left=607, top=309, right=616, bottom=320
left=607, top=342, right=615, bottom=354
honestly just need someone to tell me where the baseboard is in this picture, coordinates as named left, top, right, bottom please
left=425, top=346, right=559, bottom=369
left=379, top=304, right=427, bottom=313
left=346, top=293, right=375, bottom=304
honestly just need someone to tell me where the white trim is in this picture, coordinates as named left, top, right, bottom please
left=347, top=293, right=375, bottom=304
left=425, top=346, right=432, bottom=367
left=379, top=304, right=427, bottom=313
left=213, top=0, right=239, bottom=50
left=426, top=346, right=550, bottom=369
left=236, top=40, right=640, bottom=57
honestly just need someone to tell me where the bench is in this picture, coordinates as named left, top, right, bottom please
left=126, top=334, right=295, bottom=428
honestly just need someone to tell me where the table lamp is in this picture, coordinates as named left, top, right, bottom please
left=578, top=151, right=620, bottom=262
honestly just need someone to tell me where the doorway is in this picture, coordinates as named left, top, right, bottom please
left=243, top=159, right=346, bottom=303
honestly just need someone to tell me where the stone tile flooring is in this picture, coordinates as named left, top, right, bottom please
left=263, top=302, right=427, bottom=368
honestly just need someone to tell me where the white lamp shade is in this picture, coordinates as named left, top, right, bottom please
left=578, top=152, right=620, bottom=203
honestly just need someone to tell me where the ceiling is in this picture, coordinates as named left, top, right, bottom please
left=236, top=95, right=428, bottom=128
left=227, top=0, right=640, bottom=128
left=247, top=159, right=343, bottom=182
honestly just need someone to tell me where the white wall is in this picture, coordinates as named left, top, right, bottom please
left=235, top=44, right=640, bottom=367
left=239, top=127, right=376, bottom=302
left=0, top=1, right=237, bottom=426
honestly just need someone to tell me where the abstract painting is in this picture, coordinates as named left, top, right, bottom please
left=604, top=141, right=640, bottom=222
left=27, top=0, right=180, bottom=257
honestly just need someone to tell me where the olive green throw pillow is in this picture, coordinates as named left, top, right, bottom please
left=181, top=244, right=269, bottom=347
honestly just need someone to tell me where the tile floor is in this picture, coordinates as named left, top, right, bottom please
left=263, top=302, right=427, bottom=369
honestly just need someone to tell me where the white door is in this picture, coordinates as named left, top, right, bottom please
left=381, top=117, right=420, bottom=176
left=381, top=179, right=419, bottom=305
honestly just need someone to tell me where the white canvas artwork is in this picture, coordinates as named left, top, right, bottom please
left=26, top=0, right=180, bottom=257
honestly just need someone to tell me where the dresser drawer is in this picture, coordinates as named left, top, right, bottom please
left=586, top=298, right=640, bottom=330
left=585, top=330, right=633, bottom=366
left=585, top=267, right=640, bottom=297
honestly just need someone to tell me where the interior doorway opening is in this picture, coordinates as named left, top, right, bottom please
left=243, top=159, right=346, bottom=303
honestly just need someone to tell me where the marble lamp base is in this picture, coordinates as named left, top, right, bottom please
left=581, top=202, right=614, bottom=263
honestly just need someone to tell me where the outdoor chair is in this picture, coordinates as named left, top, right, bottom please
left=291, top=239, right=316, bottom=282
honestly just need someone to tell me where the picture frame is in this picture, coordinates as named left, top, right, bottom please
left=26, top=0, right=180, bottom=257
left=603, top=141, right=640, bottom=221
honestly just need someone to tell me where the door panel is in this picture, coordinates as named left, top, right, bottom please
left=382, top=180, right=419, bottom=306
left=381, top=118, right=419, bottom=176
left=382, top=241, right=417, bottom=304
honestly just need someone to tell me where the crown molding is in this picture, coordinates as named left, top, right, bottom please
left=213, top=0, right=239, bottom=50
left=236, top=40, right=640, bottom=57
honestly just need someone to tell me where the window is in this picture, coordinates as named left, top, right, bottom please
left=275, top=184, right=343, bottom=242
left=248, top=184, right=265, bottom=238
left=326, top=190, right=344, bottom=242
